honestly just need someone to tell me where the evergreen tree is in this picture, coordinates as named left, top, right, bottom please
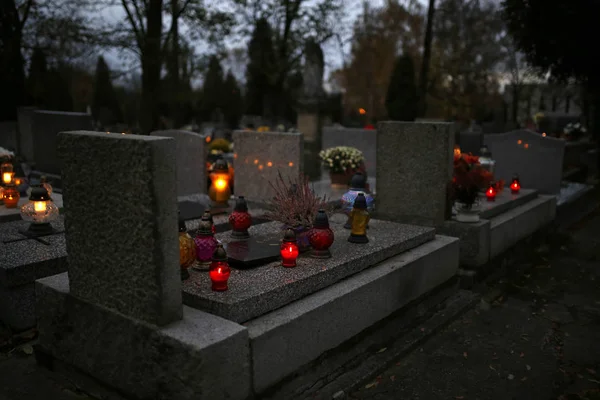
left=45, top=67, right=73, bottom=111
left=245, top=18, right=275, bottom=117
left=385, top=55, right=418, bottom=121
left=222, top=71, right=243, bottom=129
left=92, top=56, right=122, bottom=126
left=27, top=48, right=48, bottom=107
left=201, top=55, right=224, bottom=122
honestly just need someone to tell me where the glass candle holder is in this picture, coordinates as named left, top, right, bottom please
left=229, top=196, right=252, bottom=239
left=194, top=216, right=218, bottom=269
left=179, top=219, right=196, bottom=271
left=280, top=228, right=299, bottom=267
left=486, top=183, right=497, bottom=202
left=2, top=171, right=14, bottom=185
left=20, top=186, right=58, bottom=234
left=209, top=244, right=231, bottom=291
left=3, top=185, right=20, bottom=208
left=209, top=159, right=231, bottom=206
left=348, top=193, right=370, bottom=244
left=510, top=174, right=521, bottom=194
left=309, top=210, right=334, bottom=258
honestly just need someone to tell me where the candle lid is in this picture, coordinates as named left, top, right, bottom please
left=282, top=228, right=297, bottom=243
left=312, top=209, right=330, bottom=229
left=349, top=172, right=367, bottom=190
left=353, top=193, right=368, bottom=210
left=512, top=173, right=520, bottom=182
left=29, top=186, right=51, bottom=202
left=479, top=145, right=492, bottom=157
left=212, top=243, right=228, bottom=262
left=202, top=209, right=214, bottom=223
left=234, top=196, right=249, bottom=212
left=212, top=158, right=229, bottom=173
left=197, top=215, right=214, bottom=236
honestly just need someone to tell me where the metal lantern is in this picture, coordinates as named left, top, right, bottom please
left=19, top=186, right=59, bottom=235
left=478, top=145, right=496, bottom=175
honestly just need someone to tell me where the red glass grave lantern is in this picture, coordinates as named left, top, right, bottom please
left=486, top=182, right=497, bottom=202
left=209, top=243, right=231, bottom=292
left=280, top=228, right=299, bottom=268
left=510, top=174, right=521, bottom=194
left=2, top=184, right=20, bottom=208
left=309, top=210, right=335, bottom=258
left=194, top=215, right=218, bottom=268
left=229, top=196, right=252, bottom=239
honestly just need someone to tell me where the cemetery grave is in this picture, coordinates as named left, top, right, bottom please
left=32, top=129, right=461, bottom=399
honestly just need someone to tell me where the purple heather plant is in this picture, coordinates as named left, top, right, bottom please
left=265, top=171, right=332, bottom=228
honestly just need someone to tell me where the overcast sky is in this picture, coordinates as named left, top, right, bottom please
left=102, top=0, right=427, bottom=86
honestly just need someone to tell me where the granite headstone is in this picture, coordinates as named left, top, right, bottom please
left=57, top=131, right=182, bottom=326
left=233, top=131, right=303, bottom=204
left=32, top=110, right=94, bottom=173
left=322, top=127, right=377, bottom=177
left=0, top=122, right=18, bottom=153
left=484, top=129, right=565, bottom=195
left=17, top=107, right=37, bottom=162
left=376, top=121, right=454, bottom=227
left=150, top=130, right=207, bottom=196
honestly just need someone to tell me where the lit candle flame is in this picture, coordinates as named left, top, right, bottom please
left=214, top=178, right=228, bottom=191
left=34, top=201, right=46, bottom=213
left=2, top=172, right=12, bottom=184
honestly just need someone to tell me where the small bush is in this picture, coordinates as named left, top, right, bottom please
left=209, top=138, right=232, bottom=153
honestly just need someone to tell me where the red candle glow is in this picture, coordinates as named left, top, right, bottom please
left=510, top=174, right=521, bottom=194
left=280, top=229, right=299, bottom=268
left=486, top=183, right=497, bottom=202
left=209, top=244, right=230, bottom=291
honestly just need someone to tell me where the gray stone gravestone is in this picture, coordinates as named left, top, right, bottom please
left=458, top=131, right=483, bottom=155
left=32, top=110, right=94, bottom=174
left=0, top=122, right=18, bottom=153
left=233, top=130, right=303, bottom=204
left=376, top=121, right=454, bottom=227
left=484, top=129, right=565, bottom=195
left=57, top=131, right=182, bottom=326
left=322, top=127, right=377, bottom=177
left=150, top=130, right=207, bottom=196
left=17, top=107, right=37, bottom=162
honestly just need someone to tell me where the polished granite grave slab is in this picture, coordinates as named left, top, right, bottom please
left=478, top=188, right=537, bottom=219
left=182, top=214, right=435, bottom=322
left=0, top=217, right=67, bottom=287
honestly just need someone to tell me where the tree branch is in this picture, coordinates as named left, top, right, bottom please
left=19, top=0, right=34, bottom=30
left=131, top=0, right=147, bottom=37
left=121, top=0, right=143, bottom=46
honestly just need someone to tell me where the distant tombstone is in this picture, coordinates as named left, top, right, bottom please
left=0, top=122, right=18, bottom=153
left=31, top=110, right=94, bottom=173
left=57, top=131, right=182, bottom=326
left=458, top=131, right=483, bottom=155
left=17, top=107, right=37, bottom=162
left=484, top=129, right=566, bottom=195
left=321, top=127, right=377, bottom=177
left=233, top=130, right=303, bottom=204
left=150, top=130, right=207, bottom=196
left=376, top=121, right=455, bottom=227
left=302, top=41, right=325, bottom=101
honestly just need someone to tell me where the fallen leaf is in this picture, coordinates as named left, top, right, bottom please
left=455, top=397, right=464, bottom=399
left=390, top=376, right=396, bottom=382
left=521, top=377, right=528, bottom=382
left=489, top=365, right=497, bottom=372
left=420, top=327, right=425, bottom=332
left=365, top=382, right=378, bottom=389
left=587, top=368, right=596, bottom=375
left=463, top=352, right=468, bottom=359
left=578, top=374, right=584, bottom=379
left=377, top=347, right=387, bottom=354
left=589, top=379, right=600, bottom=384
left=21, top=345, right=33, bottom=355
left=396, top=362, right=402, bottom=366
left=508, top=374, right=515, bottom=380
left=520, top=352, right=525, bottom=358
left=526, top=365, right=532, bottom=371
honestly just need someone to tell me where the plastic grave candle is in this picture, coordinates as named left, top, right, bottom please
left=2, top=171, right=14, bottom=185
left=510, top=174, right=521, bottom=194
left=348, top=193, right=370, bottom=244
left=309, top=210, right=335, bottom=258
left=478, top=145, right=496, bottom=175
left=209, top=243, right=231, bottom=292
left=178, top=216, right=196, bottom=280
left=2, top=184, right=20, bottom=208
left=341, top=172, right=375, bottom=229
left=1, top=159, right=13, bottom=185
left=229, top=196, right=252, bottom=239
left=486, top=182, right=497, bottom=202
left=202, top=209, right=217, bottom=234
left=194, top=215, right=218, bottom=269
left=209, top=158, right=231, bottom=207
left=19, top=186, right=59, bottom=234
left=280, top=228, right=300, bottom=267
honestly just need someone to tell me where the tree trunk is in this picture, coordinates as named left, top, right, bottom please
left=512, top=85, right=519, bottom=125
left=588, top=77, right=600, bottom=174
left=140, top=0, right=163, bottom=134
left=418, top=0, right=436, bottom=118
left=0, top=0, right=26, bottom=121
left=169, top=0, right=181, bottom=128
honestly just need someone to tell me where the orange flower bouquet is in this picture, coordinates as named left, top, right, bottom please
left=450, top=154, right=493, bottom=209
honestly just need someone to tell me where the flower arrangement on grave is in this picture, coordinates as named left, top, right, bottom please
left=563, top=122, right=587, bottom=141
left=319, top=146, right=366, bottom=188
left=450, top=153, right=494, bottom=210
left=265, top=172, right=331, bottom=252
left=257, top=126, right=270, bottom=132
left=209, top=138, right=232, bottom=154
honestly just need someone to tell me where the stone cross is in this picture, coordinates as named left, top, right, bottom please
left=376, top=121, right=455, bottom=227
left=232, top=130, right=303, bottom=204
left=57, top=131, right=182, bottom=326
left=150, top=130, right=207, bottom=196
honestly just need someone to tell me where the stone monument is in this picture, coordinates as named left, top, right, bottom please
left=297, top=40, right=325, bottom=180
